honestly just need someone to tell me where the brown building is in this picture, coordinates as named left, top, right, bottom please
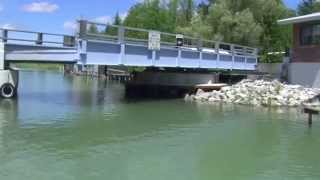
left=279, top=13, right=320, bottom=88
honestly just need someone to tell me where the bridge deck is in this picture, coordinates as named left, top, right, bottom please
left=0, top=21, right=258, bottom=70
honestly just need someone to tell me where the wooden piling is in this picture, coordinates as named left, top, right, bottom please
left=304, top=107, right=319, bottom=126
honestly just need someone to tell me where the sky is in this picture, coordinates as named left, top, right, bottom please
left=0, top=0, right=300, bottom=34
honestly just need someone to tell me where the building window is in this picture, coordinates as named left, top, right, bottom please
left=300, top=23, right=320, bottom=46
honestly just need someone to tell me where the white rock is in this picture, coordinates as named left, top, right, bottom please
left=188, top=79, right=320, bottom=107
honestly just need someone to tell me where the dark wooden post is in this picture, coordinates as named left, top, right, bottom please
left=2, top=30, right=8, bottom=43
left=304, top=107, right=319, bottom=126
left=63, top=36, right=75, bottom=47
left=36, top=33, right=43, bottom=45
left=78, top=20, right=88, bottom=39
left=308, top=114, right=313, bottom=126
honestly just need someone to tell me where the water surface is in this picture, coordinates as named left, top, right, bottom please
left=0, top=71, right=319, bottom=180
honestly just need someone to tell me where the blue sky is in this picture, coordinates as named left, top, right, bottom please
left=0, top=0, right=300, bottom=34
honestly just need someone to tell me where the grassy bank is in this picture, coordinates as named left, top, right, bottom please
left=11, top=63, right=64, bottom=71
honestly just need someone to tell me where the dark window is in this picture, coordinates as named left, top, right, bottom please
left=300, top=23, right=320, bottom=46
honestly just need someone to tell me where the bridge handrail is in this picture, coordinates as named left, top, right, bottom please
left=82, top=20, right=258, bottom=57
left=0, top=28, right=76, bottom=47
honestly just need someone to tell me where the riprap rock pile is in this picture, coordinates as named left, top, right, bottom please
left=186, top=80, right=320, bottom=107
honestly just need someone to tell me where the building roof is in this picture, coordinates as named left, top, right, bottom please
left=278, top=12, right=320, bottom=25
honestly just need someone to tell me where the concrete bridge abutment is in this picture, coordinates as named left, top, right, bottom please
left=0, top=42, right=19, bottom=98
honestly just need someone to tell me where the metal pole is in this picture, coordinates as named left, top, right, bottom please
left=118, top=26, right=125, bottom=43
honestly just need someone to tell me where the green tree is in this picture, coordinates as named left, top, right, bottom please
left=88, top=24, right=98, bottom=34
left=114, top=12, right=122, bottom=25
left=206, top=2, right=263, bottom=46
left=177, top=0, right=195, bottom=26
left=168, top=0, right=179, bottom=27
left=298, top=0, right=320, bottom=15
left=124, top=0, right=173, bottom=31
left=105, top=12, right=122, bottom=36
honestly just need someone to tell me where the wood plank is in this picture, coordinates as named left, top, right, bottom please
left=195, top=83, right=228, bottom=91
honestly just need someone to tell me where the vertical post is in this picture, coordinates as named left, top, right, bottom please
left=231, top=45, right=235, bottom=70
left=118, top=26, right=125, bottom=65
left=198, top=38, right=202, bottom=68
left=78, top=20, right=88, bottom=39
left=118, top=26, right=125, bottom=44
left=177, top=49, right=181, bottom=67
left=308, top=113, right=313, bottom=126
left=119, top=44, right=125, bottom=65
left=152, top=50, right=156, bottom=66
left=0, top=42, right=4, bottom=70
left=36, top=33, right=43, bottom=45
left=64, top=36, right=75, bottom=47
left=1, top=30, right=8, bottom=43
left=197, top=38, right=203, bottom=51
left=78, top=20, right=88, bottom=65
left=215, top=42, right=220, bottom=68
left=199, top=52, right=202, bottom=68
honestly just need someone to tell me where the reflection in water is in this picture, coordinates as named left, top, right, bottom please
left=0, top=71, right=319, bottom=180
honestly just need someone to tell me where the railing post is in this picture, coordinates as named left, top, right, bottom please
left=1, top=30, right=8, bottom=43
left=197, top=38, right=203, bottom=51
left=198, top=37, right=203, bottom=68
left=64, top=36, right=76, bottom=47
left=36, top=33, right=43, bottom=45
left=177, top=49, right=181, bottom=67
left=118, top=26, right=125, bottom=43
left=215, top=42, right=220, bottom=68
left=78, top=20, right=88, bottom=39
left=231, top=45, right=235, bottom=70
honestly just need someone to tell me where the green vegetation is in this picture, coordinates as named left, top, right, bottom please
left=298, top=0, right=320, bottom=15
left=11, top=63, right=64, bottom=71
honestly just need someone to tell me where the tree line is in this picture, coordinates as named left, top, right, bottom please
left=89, top=0, right=320, bottom=63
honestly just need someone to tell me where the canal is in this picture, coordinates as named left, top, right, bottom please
left=0, top=71, right=320, bottom=180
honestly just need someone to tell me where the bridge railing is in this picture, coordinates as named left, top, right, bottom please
left=81, top=20, right=258, bottom=58
left=0, top=28, right=76, bottom=47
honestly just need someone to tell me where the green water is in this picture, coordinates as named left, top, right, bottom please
left=0, top=71, right=320, bottom=180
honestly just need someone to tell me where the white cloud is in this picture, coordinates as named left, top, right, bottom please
left=22, top=2, right=59, bottom=13
left=63, top=21, right=77, bottom=32
left=93, top=16, right=112, bottom=24
left=1, top=24, right=17, bottom=30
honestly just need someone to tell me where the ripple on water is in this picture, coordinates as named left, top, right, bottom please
left=0, top=71, right=320, bottom=179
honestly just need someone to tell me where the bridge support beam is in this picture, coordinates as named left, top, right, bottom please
left=125, top=70, right=220, bottom=98
left=0, top=42, right=19, bottom=98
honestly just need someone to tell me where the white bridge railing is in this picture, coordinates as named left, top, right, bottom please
left=0, top=28, right=76, bottom=47
left=82, top=20, right=258, bottom=59
left=0, top=20, right=258, bottom=70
